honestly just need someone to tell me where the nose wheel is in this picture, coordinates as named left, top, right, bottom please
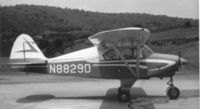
left=118, top=87, right=131, bottom=102
left=166, top=77, right=180, bottom=100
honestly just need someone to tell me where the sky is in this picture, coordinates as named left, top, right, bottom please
left=0, top=0, right=199, bottom=19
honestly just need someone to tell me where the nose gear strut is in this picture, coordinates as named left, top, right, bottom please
left=166, top=77, right=180, bottom=100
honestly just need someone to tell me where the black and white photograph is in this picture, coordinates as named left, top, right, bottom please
left=0, top=0, right=199, bottom=109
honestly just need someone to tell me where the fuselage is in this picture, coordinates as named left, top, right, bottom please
left=40, top=45, right=181, bottom=79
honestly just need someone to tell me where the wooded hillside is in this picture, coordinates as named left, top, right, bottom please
left=0, top=5, right=198, bottom=57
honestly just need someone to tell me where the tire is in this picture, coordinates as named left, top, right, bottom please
left=118, top=88, right=130, bottom=102
left=166, top=87, right=180, bottom=100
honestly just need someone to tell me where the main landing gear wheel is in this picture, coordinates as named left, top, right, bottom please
left=166, top=86, right=180, bottom=100
left=166, top=77, right=180, bottom=100
left=118, top=87, right=131, bottom=102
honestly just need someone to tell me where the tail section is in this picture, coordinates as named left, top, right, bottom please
left=10, top=34, right=47, bottom=64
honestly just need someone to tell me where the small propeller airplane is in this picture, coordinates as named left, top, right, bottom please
left=9, top=27, right=187, bottom=102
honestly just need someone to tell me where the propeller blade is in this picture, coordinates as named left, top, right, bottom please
left=178, top=51, right=187, bottom=67
left=178, top=51, right=182, bottom=66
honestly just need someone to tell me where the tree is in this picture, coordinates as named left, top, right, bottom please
left=184, top=21, right=191, bottom=28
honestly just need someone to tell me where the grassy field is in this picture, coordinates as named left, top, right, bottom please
left=150, top=27, right=198, bottom=41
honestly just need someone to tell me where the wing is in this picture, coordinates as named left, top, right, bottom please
left=88, top=27, right=150, bottom=46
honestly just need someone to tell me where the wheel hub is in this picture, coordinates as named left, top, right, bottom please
left=121, top=94, right=128, bottom=100
left=171, top=89, right=177, bottom=96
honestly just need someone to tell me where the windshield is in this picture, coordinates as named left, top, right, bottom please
left=142, top=45, right=154, bottom=57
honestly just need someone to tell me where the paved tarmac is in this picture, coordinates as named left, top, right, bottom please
left=0, top=74, right=199, bottom=109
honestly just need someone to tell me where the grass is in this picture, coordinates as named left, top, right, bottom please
left=150, top=27, right=198, bottom=41
left=149, top=41, right=199, bottom=71
left=148, top=27, right=199, bottom=71
left=148, top=27, right=199, bottom=70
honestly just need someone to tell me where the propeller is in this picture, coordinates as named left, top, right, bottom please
left=178, top=51, right=182, bottom=67
left=178, top=51, right=187, bottom=67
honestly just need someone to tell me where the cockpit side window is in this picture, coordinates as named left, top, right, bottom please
left=118, top=47, right=137, bottom=59
left=103, top=49, right=120, bottom=60
left=103, top=45, right=153, bottom=60
left=103, top=47, right=137, bottom=60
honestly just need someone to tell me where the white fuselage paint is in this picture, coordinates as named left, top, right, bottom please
left=48, top=47, right=99, bottom=63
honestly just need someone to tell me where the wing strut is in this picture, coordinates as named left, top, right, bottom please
left=136, top=43, right=140, bottom=78
left=23, top=42, right=26, bottom=62
left=108, top=43, right=138, bottom=78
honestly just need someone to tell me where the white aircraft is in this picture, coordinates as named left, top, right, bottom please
left=9, top=27, right=187, bottom=102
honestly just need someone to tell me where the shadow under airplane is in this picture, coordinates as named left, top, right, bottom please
left=16, top=87, right=199, bottom=109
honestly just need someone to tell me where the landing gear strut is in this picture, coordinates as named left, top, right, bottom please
left=117, top=87, right=131, bottom=102
left=166, top=77, right=180, bottom=100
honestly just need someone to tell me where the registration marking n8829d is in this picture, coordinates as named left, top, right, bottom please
left=49, top=64, right=91, bottom=74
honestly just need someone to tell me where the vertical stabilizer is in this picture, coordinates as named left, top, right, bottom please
left=10, top=34, right=47, bottom=64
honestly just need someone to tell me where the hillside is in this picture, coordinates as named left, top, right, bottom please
left=0, top=5, right=198, bottom=35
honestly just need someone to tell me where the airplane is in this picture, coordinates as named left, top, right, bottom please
left=9, top=27, right=187, bottom=102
